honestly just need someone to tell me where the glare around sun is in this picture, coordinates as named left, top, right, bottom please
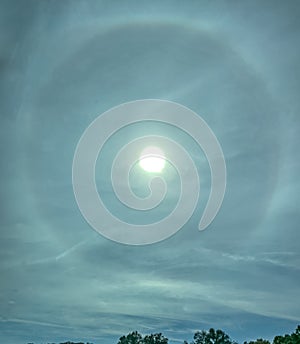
left=139, top=146, right=166, bottom=173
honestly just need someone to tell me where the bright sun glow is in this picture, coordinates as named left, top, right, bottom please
left=139, top=146, right=166, bottom=173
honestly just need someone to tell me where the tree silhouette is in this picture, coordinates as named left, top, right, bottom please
left=193, top=328, right=235, bottom=344
left=144, top=333, right=168, bottom=344
left=118, top=331, right=143, bottom=344
left=25, top=324, right=300, bottom=344
left=117, top=331, right=168, bottom=344
left=244, top=339, right=270, bottom=344
left=273, top=325, right=300, bottom=344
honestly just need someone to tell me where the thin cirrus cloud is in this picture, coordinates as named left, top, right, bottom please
left=0, top=1, right=300, bottom=344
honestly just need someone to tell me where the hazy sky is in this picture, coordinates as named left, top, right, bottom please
left=0, top=1, right=299, bottom=343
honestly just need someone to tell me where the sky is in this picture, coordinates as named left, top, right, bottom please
left=0, top=0, right=299, bottom=343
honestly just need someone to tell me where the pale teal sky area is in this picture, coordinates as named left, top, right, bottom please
left=0, top=1, right=299, bottom=343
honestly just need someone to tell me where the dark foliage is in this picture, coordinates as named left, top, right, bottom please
left=26, top=325, right=300, bottom=344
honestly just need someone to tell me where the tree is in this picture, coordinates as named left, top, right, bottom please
left=291, top=326, right=300, bottom=344
left=193, top=328, right=235, bottom=344
left=118, top=331, right=143, bottom=344
left=244, top=339, right=270, bottom=344
left=144, top=333, right=168, bottom=344
left=273, top=326, right=300, bottom=344
left=118, top=331, right=168, bottom=344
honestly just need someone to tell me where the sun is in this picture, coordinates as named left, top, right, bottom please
left=139, top=146, right=166, bottom=173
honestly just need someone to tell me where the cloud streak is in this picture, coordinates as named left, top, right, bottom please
left=0, top=1, right=299, bottom=344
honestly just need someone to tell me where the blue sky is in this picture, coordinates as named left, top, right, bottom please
left=0, top=1, right=299, bottom=343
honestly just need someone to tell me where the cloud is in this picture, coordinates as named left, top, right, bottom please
left=1, top=1, right=300, bottom=343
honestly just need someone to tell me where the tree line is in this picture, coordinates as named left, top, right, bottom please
left=27, top=324, right=300, bottom=344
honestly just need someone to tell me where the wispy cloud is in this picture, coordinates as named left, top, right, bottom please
left=1, top=1, right=299, bottom=343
